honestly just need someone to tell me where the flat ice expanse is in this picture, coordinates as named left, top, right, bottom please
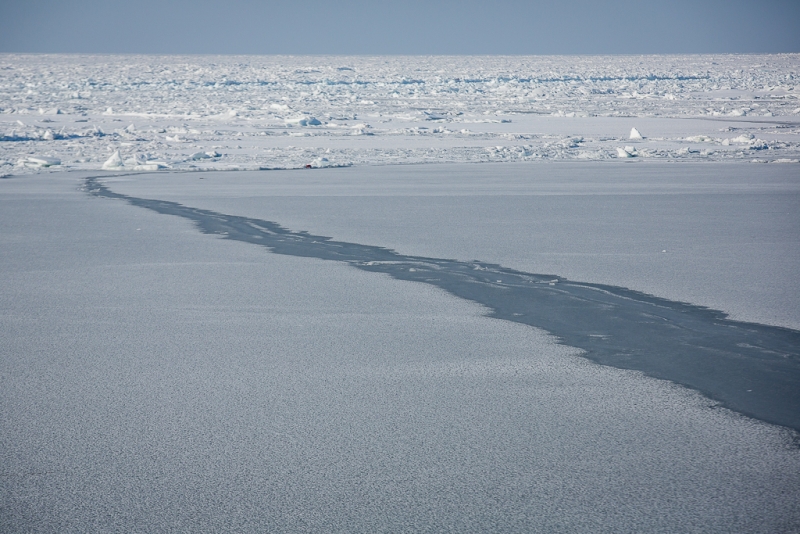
left=2, top=164, right=799, bottom=532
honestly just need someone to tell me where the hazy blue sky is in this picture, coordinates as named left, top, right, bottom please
left=1, top=0, right=798, bottom=55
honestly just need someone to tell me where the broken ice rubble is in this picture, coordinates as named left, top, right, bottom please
left=1, top=53, right=799, bottom=174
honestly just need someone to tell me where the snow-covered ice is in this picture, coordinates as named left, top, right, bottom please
left=1, top=54, right=799, bottom=172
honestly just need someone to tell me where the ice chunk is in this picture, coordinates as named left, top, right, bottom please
left=123, top=153, right=147, bottom=166
left=308, top=156, right=329, bottom=168
left=27, top=156, right=60, bottom=167
left=132, top=163, right=166, bottom=171
left=86, top=125, right=104, bottom=137
left=102, top=150, right=124, bottom=170
left=41, top=129, right=55, bottom=141
left=285, top=116, right=321, bottom=127
left=617, top=147, right=633, bottom=158
left=629, top=127, right=643, bottom=140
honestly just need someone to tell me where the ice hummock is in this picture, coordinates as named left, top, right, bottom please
left=629, top=127, right=643, bottom=140
left=102, top=150, right=124, bottom=170
left=103, top=150, right=167, bottom=171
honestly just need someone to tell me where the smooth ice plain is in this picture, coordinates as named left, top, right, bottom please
left=2, top=55, right=800, bottom=532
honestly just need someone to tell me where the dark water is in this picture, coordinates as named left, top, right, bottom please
left=87, top=176, right=800, bottom=432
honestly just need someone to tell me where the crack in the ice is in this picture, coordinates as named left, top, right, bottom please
left=86, top=176, right=800, bottom=433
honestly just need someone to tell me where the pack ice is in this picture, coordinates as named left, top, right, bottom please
left=1, top=54, right=799, bottom=173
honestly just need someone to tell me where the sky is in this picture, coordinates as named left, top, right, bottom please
left=0, top=0, right=798, bottom=55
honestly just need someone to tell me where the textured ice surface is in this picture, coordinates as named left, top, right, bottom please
left=2, top=173, right=799, bottom=532
left=1, top=54, right=800, bottom=175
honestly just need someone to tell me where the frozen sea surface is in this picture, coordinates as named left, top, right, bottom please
left=2, top=169, right=799, bottom=532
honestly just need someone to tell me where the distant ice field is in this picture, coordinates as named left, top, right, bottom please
left=2, top=54, right=800, bottom=175
left=110, top=161, right=800, bottom=331
left=1, top=171, right=799, bottom=532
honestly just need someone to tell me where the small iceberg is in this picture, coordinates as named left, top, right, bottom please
left=629, top=127, right=643, bottom=140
